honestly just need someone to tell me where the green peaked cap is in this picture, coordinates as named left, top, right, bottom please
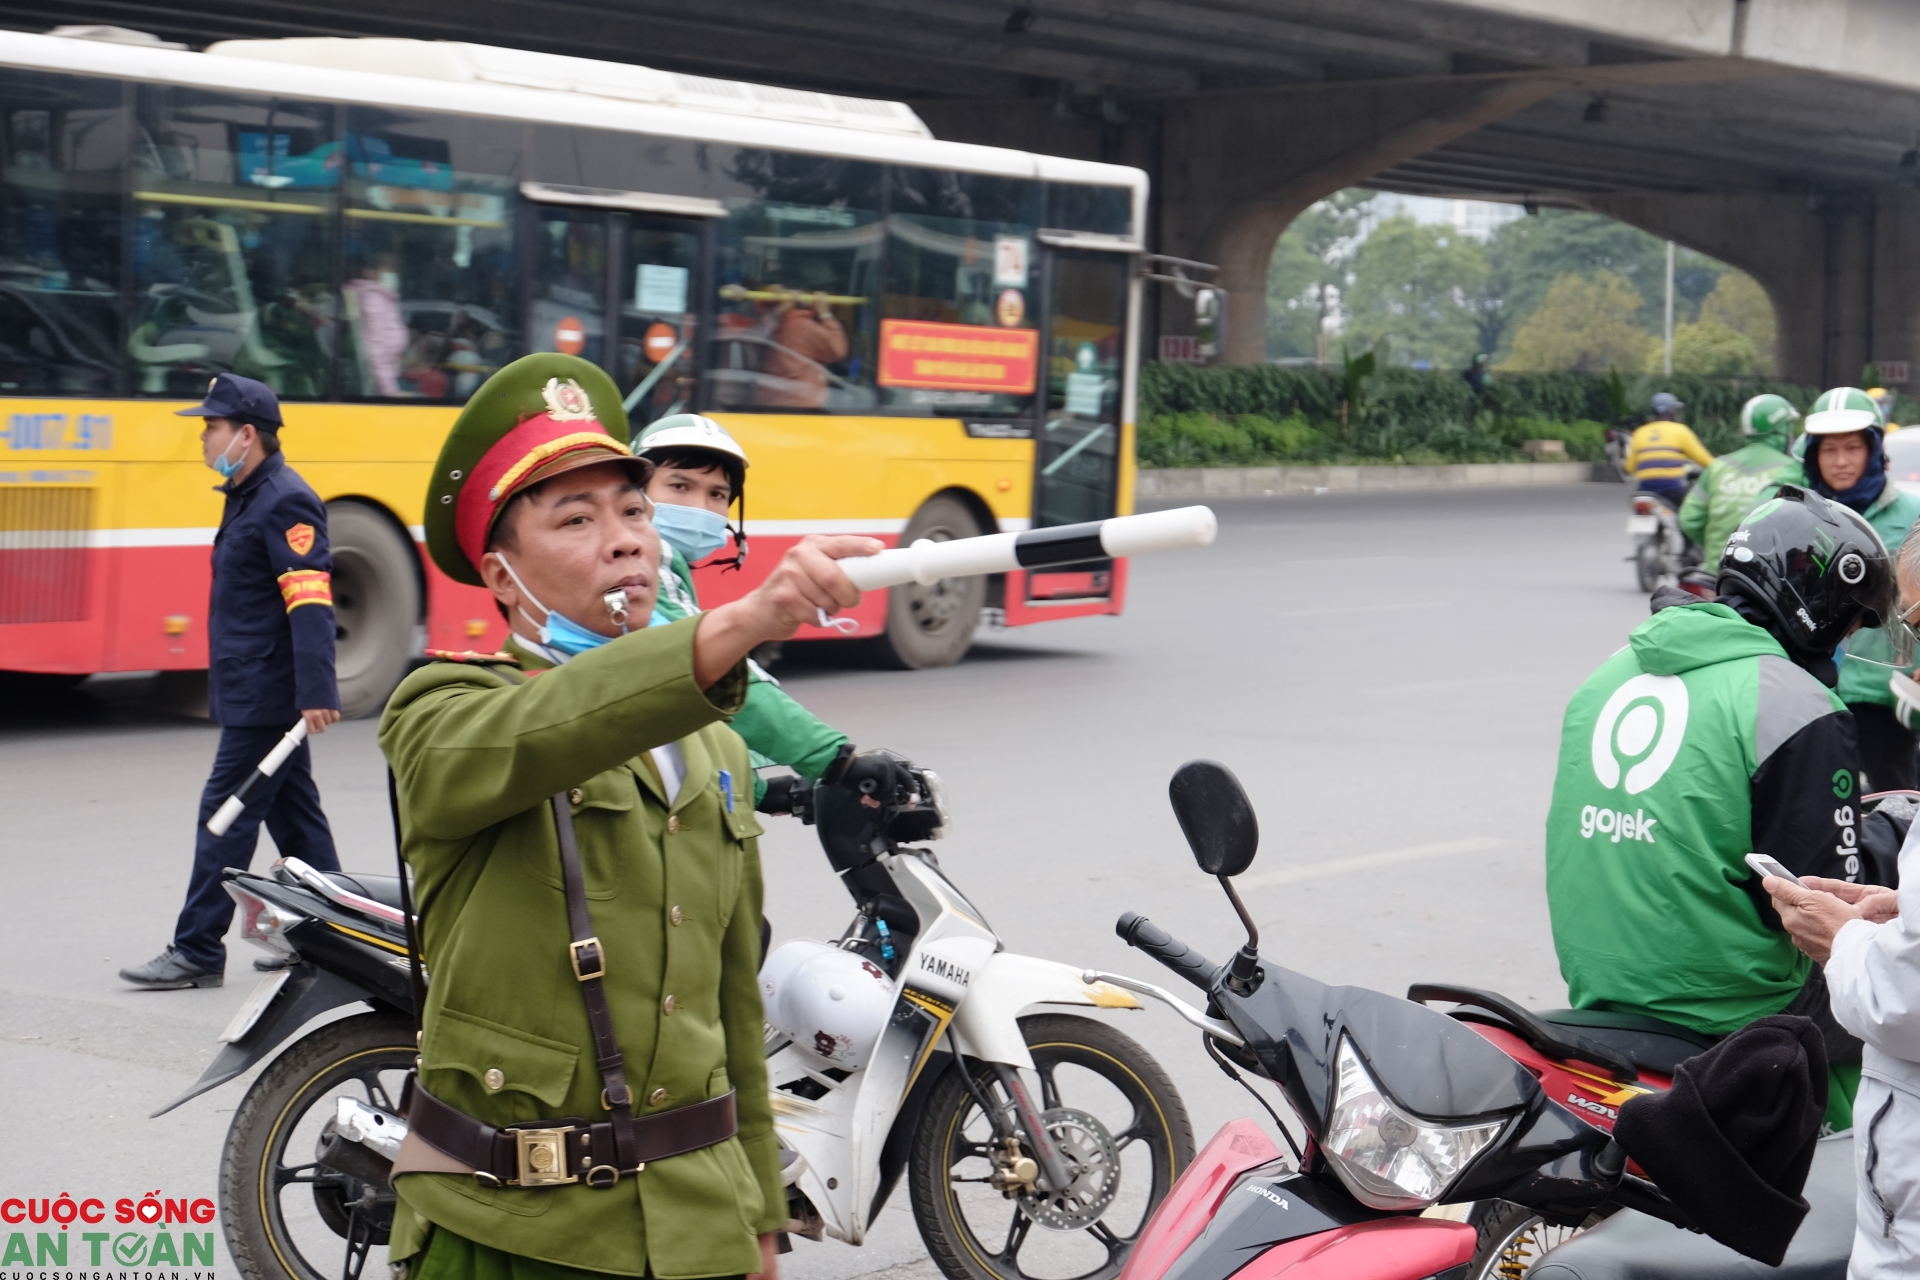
left=424, top=353, right=634, bottom=587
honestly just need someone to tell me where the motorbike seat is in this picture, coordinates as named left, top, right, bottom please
left=1534, top=1009, right=1716, bottom=1077
left=1528, top=1133, right=1854, bottom=1280
left=327, top=872, right=407, bottom=913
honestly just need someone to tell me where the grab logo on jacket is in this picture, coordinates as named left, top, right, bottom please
left=1591, top=673, right=1689, bottom=796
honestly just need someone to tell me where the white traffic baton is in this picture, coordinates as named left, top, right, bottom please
left=206, top=720, right=311, bottom=837
left=838, top=505, right=1217, bottom=592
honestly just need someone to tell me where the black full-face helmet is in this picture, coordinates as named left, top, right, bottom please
left=1717, top=485, right=1897, bottom=657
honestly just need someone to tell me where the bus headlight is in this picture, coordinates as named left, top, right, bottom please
left=1322, top=1037, right=1504, bottom=1211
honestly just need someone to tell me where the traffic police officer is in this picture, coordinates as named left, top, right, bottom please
left=121, top=374, right=342, bottom=990
left=378, top=353, right=877, bottom=1278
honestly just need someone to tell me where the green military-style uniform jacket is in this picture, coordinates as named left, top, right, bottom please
left=377, top=617, right=786, bottom=1276
left=653, top=545, right=847, bottom=803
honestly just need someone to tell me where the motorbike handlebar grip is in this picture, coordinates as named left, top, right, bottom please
left=1115, top=912, right=1220, bottom=993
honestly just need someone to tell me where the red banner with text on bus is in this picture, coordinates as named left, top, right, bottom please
left=876, top=320, right=1038, bottom=394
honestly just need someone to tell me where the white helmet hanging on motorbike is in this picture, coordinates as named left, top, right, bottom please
left=760, top=938, right=897, bottom=1069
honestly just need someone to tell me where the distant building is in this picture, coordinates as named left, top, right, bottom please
left=1359, top=192, right=1524, bottom=242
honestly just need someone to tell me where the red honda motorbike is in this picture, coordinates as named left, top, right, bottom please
left=1092, top=761, right=1853, bottom=1280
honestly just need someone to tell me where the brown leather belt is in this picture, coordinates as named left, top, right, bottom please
left=403, top=1078, right=737, bottom=1189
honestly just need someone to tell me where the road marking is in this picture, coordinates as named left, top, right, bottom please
left=1236, top=837, right=1506, bottom=889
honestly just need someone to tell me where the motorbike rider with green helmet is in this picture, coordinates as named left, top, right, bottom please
left=1547, top=487, right=1903, bottom=1133
left=1678, top=393, right=1806, bottom=574
left=632, top=414, right=911, bottom=816
left=1803, top=387, right=1920, bottom=791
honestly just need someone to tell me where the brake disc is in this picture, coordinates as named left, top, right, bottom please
left=1020, top=1107, right=1122, bottom=1230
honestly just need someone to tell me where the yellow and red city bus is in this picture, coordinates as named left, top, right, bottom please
left=0, top=31, right=1145, bottom=714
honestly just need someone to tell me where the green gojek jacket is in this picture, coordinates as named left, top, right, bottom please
left=377, top=623, right=785, bottom=1277
left=1833, top=485, right=1920, bottom=709
left=653, top=545, right=848, bottom=801
left=1678, top=439, right=1805, bottom=573
left=1547, top=600, right=1864, bottom=1040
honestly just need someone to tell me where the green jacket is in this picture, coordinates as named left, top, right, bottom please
left=1678, top=440, right=1804, bottom=572
left=377, top=620, right=784, bottom=1277
left=1547, top=600, right=1861, bottom=1038
left=1835, top=485, right=1920, bottom=708
left=654, top=545, right=848, bottom=798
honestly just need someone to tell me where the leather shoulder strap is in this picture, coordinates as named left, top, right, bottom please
left=550, top=795, right=642, bottom=1168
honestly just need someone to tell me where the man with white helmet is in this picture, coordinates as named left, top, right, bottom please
left=632, top=414, right=911, bottom=816
left=1680, top=393, right=1806, bottom=575
left=1804, top=387, right=1920, bottom=791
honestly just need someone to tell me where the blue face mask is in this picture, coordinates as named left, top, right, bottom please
left=211, top=434, right=247, bottom=479
left=652, top=502, right=733, bottom=564
left=496, top=554, right=624, bottom=657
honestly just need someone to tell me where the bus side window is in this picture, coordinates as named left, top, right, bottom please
left=710, top=154, right=881, bottom=414
left=0, top=75, right=125, bottom=395
left=880, top=166, right=1043, bottom=420
left=129, top=87, right=336, bottom=400
left=342, top=110, right=518, bottom=403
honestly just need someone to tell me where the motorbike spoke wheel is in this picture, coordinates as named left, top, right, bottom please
left=1466, top=1201, right=1603, bottom=1280
left=909, top=1014, right=1194, bottom=1280
left=219, top=1011, right=416, bottom=1280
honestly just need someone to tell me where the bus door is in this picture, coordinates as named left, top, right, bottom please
left=1029, top=244, right=1131, bottom=603
left=519, top=184, right=722, bottom=428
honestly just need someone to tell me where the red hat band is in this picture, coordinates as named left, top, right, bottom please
left=455, top=412, right=633, bottom=574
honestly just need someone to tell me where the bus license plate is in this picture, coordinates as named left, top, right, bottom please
left=1625, top=515, right=1658, bottom=535
left=220, top=968, right=292, bottom=1043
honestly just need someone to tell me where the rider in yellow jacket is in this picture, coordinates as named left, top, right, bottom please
left=1627, top=392, right=1715, bottom=505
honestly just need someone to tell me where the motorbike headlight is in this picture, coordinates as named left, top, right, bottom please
left=1322, top=1037, right=1505, bottom=1211
left=224, top=882, right=301, bottom=957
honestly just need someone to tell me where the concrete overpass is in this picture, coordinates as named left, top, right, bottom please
left=22, top=0, right=1920, bottom=383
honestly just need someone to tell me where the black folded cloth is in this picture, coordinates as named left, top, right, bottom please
left=1612, top=1013, right=1828, bottom=1267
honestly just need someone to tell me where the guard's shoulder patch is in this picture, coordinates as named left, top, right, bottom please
left=425, top=648, right=518, bottom=665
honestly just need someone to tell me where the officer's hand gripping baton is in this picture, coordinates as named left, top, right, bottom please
left=206, top=720, right=311, bottom=837
left=836, top=504, right=1217, bottom=592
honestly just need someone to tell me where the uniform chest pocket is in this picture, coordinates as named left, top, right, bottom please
left=514, top=771, right=639, bottom=901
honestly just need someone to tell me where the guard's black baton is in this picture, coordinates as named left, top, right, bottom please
left=206, top=720, right=311, bottom=836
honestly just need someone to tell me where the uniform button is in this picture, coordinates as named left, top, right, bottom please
left=649, top=1088, right=668, bottom=1105
left=569, top=788, right=584, bottom=804
left=666, top=814, right=681, bottom=833
left=669, top=905, right=684, bottom=926
left=484, top=1068, right=505, bottom=1091
left=663, top=994, right=677, bottom=1014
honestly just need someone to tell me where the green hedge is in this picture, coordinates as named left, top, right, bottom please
left=1136, top=364, right=1822, bottom=466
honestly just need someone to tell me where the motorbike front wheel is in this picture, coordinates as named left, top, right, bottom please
left=909, top=1013, right=1194, bottom=1280
left=220, top=1010, right=417, bottom=1280
left=1467, top=1200, right=1605, bottom=1279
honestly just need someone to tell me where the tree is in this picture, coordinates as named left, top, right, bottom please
left=1502, top=270, right=1653, bottom=373
left=1479, top=211, right=1727, bottom=356
left=1699, top=271, right=1776, bottom=373
left=1653, top=318, right=1762, bottom=376
left=1265, top=191, right=1374, bottom=360
left=1339, top=215, right=1487, bottom=368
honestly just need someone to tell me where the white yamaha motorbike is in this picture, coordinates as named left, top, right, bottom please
left=758, top=762, right=1194, bottom=1280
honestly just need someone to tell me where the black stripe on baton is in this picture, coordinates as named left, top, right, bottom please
left=229, top=769, right=270, bottom=807
left=1013, top=520, right=1109, bottom=568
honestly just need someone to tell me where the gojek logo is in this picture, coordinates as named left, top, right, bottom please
left=1591, top=673, right=1689, bottom=796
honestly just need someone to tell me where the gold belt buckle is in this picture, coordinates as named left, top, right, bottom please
left=514, top=1127, right=578, bottom=1187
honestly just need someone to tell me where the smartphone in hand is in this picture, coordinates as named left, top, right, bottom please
left=1745, top=852, right=1804, bottom=887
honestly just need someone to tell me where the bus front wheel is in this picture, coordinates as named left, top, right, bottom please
left=326, top=502, right=420, bottom=719
left=877, top=495, right=987, bottom=670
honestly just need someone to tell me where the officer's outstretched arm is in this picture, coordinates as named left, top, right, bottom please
left=694, top=534, right=881, bottom=687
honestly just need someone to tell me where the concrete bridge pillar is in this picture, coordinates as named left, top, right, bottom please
left=922, top=78, right=1562, bottom=366
left=1586, top=190, right=1920, bottom=390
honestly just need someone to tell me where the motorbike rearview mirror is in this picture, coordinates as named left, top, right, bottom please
left=1169, top=760, right=1258, bottom=877
left=1169, top=761, right=1264, bottom=994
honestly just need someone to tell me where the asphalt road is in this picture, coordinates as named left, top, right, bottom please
left=0, top=481, right=1647, bottom=1280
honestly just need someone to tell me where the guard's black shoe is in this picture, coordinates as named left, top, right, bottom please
left=119, top=947, right=223, bottom=989
left=252, top=954, right=294, bottom=972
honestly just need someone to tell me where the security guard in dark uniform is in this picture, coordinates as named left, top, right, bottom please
left=121, top=374, right=344, bottom=990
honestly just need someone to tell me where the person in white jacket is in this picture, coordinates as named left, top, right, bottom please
left=1768, top=532, right=1920, bottom=1276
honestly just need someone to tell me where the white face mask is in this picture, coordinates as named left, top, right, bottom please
left=495, top=552, right=629, bottom=656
